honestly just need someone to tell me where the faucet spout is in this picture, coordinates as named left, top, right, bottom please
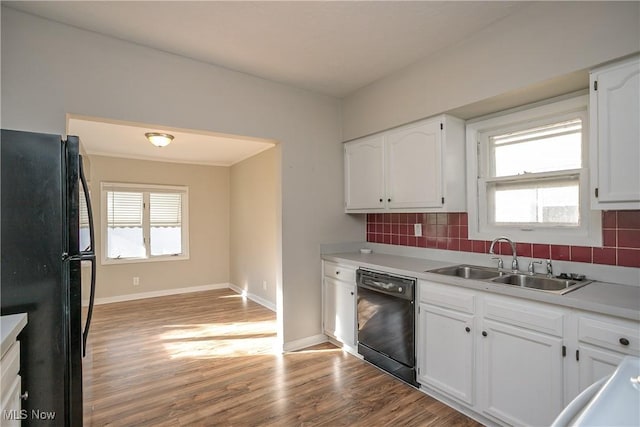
left=489, top=236, right=519, bottom=272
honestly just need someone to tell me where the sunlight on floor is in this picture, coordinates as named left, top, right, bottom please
left=160, top=320, right=277, bottom=359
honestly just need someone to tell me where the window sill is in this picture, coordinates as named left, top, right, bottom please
left=101, top=255, right=190, bottom=266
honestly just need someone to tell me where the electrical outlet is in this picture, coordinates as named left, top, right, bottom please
left=133, top=277, right=140, bottom=286
left=262, top=280, right=267, bottom=291
left=414, top=223, right=422, bottom=237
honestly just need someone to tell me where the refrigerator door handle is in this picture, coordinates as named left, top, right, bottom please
left=82, top=254, right=96, bottom=357
left=79, top=155, right=97, bottom=357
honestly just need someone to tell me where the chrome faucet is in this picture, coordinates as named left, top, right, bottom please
left=489, top=236, right=519, bottom=272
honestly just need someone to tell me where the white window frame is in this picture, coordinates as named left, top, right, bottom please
left=100, top=182, right=190, bottom=265
left=466, top=94, right=602, bottom=246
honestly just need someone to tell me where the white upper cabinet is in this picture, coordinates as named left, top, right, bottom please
left=344, top=114, right=466, bottom=213
left=590, top=55, right=640, bottom=209
left=344, top=134, right=385, bottom=210
left=386, top=120, right=442, bottom=209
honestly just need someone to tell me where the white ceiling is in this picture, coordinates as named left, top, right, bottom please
left=5, top=1, right=528, bottom=98
left=7, top=1, right=531, bottom=165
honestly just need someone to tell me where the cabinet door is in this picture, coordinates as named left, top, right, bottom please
left=344, top=135, right=385, bottom=211
left=386, top=120, right=442, bottom=209
left=417, top=303, right=474, bottom=405
left=577, top=344, right=625, bottom=393
left=323, top=277, right=356, bottom=347
left=479, top=320, right=564, bottom=427
left=591, top=56, right=640, bottom=208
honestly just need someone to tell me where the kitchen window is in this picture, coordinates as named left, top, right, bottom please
left=466, top=94, right=601, bottom=246
left=101, top=182, right=189, bottom=264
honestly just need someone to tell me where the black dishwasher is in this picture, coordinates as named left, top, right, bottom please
left=357, top=269, right=418, bottom=387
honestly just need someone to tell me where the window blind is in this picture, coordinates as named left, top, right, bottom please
left=107, top=191, right=143, bottom=228
left=150, top=193, right=182, bottom=227
left=79, top=189, right=89, bottom=227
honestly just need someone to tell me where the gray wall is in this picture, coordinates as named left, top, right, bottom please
left=343, top=2, right=640, bottom=140
left=1, top=8, right=364, bottom=347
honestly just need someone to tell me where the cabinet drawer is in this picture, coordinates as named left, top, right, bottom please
left=483, top=296, right=565, bottom=337
left=1, top=341, right=20, bottom=397
left=578, top=314, right=640, bottom=355
left=323, top=261, right=356, bottom=283
left=419, top=280, right=475, bottom=314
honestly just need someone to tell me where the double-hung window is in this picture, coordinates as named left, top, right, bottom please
left=466, top=95, right=601, bottom=246
left=101, top=182, right=189, bottom=264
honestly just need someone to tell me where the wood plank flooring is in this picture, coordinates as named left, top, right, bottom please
left=83, top=289, right=482, bottom=426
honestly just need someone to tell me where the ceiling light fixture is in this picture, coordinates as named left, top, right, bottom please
left=145, top=132, right=174, bottom=147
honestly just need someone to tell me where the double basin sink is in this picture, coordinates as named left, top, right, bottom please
left=428, top=264, right=590, bottom=295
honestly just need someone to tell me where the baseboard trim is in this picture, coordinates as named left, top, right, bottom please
left=228, top=283, right=277, bottom=312
left=283, top=334, right=328, bottom=352
left=83, top=283, right=230, bottom=306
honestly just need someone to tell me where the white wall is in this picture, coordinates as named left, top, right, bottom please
left=1, top=8, right=364, bottom=347
left=343, top=2, right=640, bottom=140
left=230, top=146, right=279, bottom=307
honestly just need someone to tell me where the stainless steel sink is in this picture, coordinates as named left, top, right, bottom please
left=428, top=264, right=591, bottom=295
left=491, top=274, right=591, bottom=295
left=428, top=264, right=503, bottom=280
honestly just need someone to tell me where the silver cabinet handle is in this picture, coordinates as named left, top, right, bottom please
left=21, top=391, right=29, bottom=400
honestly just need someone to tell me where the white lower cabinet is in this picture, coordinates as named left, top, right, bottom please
left=479, top=296, right=566, bottom=427
left=1, top=341, right=22, bottom=426
left=417, top=281, right=567, bottom=427
left=322, top=261, right=357, bottom=349
left=417, top=282, right=475, bottom=405
left=418, top=279, right=640, bottom=427
left=571, top=312, right=640, bottom=397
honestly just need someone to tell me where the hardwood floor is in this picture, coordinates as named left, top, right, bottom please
left=83, top=289, right=482, bottom=426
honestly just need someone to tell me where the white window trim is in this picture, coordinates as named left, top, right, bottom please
left=100, top=182, right=190, bottom=265
left=466, top=94, right=602, bottom=246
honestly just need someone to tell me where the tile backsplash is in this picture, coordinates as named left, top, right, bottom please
left=366, top=211, right=640, bottom=268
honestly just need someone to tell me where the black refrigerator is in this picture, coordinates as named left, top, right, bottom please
left=1, top=129, right=96, bottom=426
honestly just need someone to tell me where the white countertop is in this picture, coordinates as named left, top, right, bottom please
left=323, top=252, right=640, bottom=321
left=1, top=313, right=28, bottom=358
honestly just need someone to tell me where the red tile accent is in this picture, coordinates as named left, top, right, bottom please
left=593, top=247, right=616, bottom=265
left=618, top=229, right=640, bottom=248
left=570, top=246, right=593, bottom=263
left=618, top=249, right=640, bottom=268
left=437, top=238, right=448, bottom=249
left=602, top=211, right=617, bottom=228
left=365, top=211, right=640, bottom=268
left=460, top=239, right=473, bottom=252
left=533, top=244, right=550, bottom=259
left=516, top=242, right=532, bottom=258
left=472, top=240, right=486, bottom=253
left=447, top=238, right=460, bottom=251
left=603, top=229, right=617, bottom=247
left=459, top=212, right=469, bottom=226
left=550, top=245, right=570, bottom=261
left=618, top=211, right=640, bottom=229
